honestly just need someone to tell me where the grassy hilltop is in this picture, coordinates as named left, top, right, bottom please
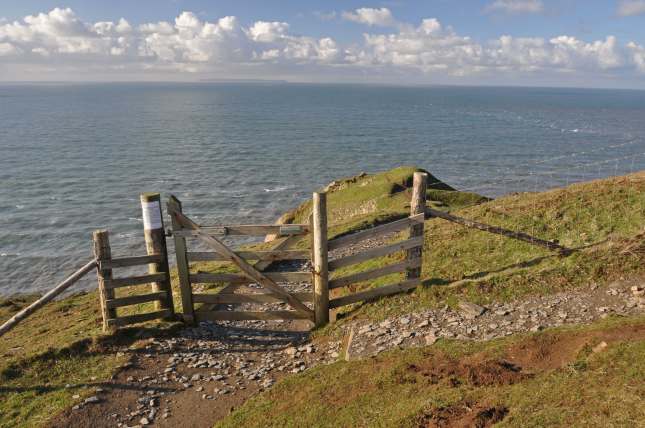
left=0, top=166, right=644, bottom=427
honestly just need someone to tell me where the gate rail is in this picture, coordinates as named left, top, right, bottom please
left=167, top=195, right=315, bottom=324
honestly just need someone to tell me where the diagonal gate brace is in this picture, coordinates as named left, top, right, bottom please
left=168, top=207, right=314, bottom=319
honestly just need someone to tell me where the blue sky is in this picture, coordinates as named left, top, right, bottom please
left=1, top=1, right=645, bottom=87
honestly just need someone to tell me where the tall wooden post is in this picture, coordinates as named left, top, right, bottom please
left=93, top=230, right=116, bottom=332
left=406, top=172, right=428, bottom=280
left=312, top=192, right=329, bottom=327
left=140, top=193, right=174, bottom=317
left=167, top=195, right=195, bottom=324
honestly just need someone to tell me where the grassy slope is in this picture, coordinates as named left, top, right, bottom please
left=218, top=315, right=645, bottom=428
left=216, top=168, right=645, bottom=427
left=0, top=289, right=179, bottom=427
left=0, top=166, right=643, bottom=427
left=320, top=170, right=645, bottom=327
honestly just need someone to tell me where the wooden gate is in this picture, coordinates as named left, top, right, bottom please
left=166, top=195, right=315, bottom=325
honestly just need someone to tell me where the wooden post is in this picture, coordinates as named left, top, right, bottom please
left=167, top=195, right=195, bottom=324
left=0, top=259, right=96, bottom=338
left=406, top=172, right=428, bottom=280
left=140, top=193, right=174, bottom=317
left=93, top=230, right=116, bottom=332
left=312, top=192, right=329, bottom=327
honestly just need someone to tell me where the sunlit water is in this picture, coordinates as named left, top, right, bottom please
left=1, top=83, right=644, bottom=295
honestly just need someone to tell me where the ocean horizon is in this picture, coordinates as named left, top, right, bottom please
left=1, top=82, right=644, bottom=296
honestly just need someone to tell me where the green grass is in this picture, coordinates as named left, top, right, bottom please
left=325, top=171, right=645, bottom=326
left=1, top=166, right=643, bottom=427
left=217, top=316, right=645, bottom=428
left=0, top=287, right=180, bottom=428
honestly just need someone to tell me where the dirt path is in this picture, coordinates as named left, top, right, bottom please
left=48, top=229, right=645, bottom=427
left=49, top=316, right=341, bottom=428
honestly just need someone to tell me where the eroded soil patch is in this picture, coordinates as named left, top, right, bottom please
left=416, top=401, right=508, bottom=428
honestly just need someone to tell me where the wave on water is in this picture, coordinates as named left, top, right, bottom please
left=264, top=185, right=292, bottom=193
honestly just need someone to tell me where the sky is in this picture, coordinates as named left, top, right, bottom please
left=1, top=0, right=645, bottom=88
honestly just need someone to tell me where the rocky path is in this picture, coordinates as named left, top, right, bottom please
left=343, top=279, right=645, bottom=360
left=50, top=228, right=645, bottom=427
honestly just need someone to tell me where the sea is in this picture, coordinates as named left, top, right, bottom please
left=1, top=83, right=644, bottom=296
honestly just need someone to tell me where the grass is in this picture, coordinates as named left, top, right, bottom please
left=0, top=287, right=180, bottom=427
left=217, top=315, right=645, bottom=428
left=322, top=171, right=645, bottom=327
left=0, top=166, right=643, bottom=427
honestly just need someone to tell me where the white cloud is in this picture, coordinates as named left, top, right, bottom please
left=350, top=18, right=631, bottom=77
left=617, top=0, right=645, bottom=16
left=0, top=42, right=19, bottom=56
left=0, top=7, right=643, bottom=84
left=341, top=7, right=398, bottom=27
left=486, top=0, right=544, bottom=14
left=248, top=21, right=289, bottom=43
left=628, top=42, right=645, bottom=71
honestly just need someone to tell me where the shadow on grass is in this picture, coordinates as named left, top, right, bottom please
left=331, top=246, right=593, bottom=320
left=0, top=381, right=178, bottom=395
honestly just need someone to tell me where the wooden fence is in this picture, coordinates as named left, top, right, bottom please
left=93, top=230, right=174, bottom=330
left=167, top=195, right=316, bottom=325
left=91, top=171, right=570, bottom=331
left=94, top=192, right=175, bottom=331
left=2, top=172, right=572, bottom=338
left=326, top=213, right=425, bottom=309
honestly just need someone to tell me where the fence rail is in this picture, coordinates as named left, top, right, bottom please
left=0, top=259, right=97, bottom=338
left=329, top=236, right=423, bottom=270
left=329, top=278, right=421, bottom=309
left=173, top=224, right=309, bottom=238
left=100, top=254, right=163, bottom=269
left=187, top=250, right=309, bottom=262
left=104, top=272, right=168, bottom=289
left=90, top=170, right=574, bottom=332
left=327, top=213, right=424, bottom=251
left=329, top=258, right=421, bottom=290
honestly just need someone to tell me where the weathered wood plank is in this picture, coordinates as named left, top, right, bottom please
left=187, top=250, right=309, bottom=262
left=105, top=273, right=168, bottom=289
left=0, top=259, right=96, bottom=338
left=101, top=254, right=163, bottom=269
left=107, top=309, right=173, bottom=327
left=192, top=292, right=313, bottom=304
left=106, top=291, right=167, bottom=309
left=140, top=192, right=174, bottom=316
left=327, top=213, right=424, bottom=251
left=167, top=207, right=313, bottom=317
left=167, top=196, right=194, bottom=323
left=407, top=172, right=427, bottom=280
left=329, top=279, right=421, bottom=309
left=194, top=310, right=311, bottom=322
left=312, top=192, right=329, bottom=327
left=190, top=272, right=311, bottom=284
left=94, top=230, right=115, bottom=331
left=173, top=224, right=309, bottom=238
left=425, top=207, right=570, bottom=253
left=254, top=235, right=302, bottom=271
left=328, top=236, right=423, bottom=271
left=329, top=258, right=421, bottom=290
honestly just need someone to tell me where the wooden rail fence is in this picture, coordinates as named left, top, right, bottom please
left=2, top=171, right=574, bottom=338
left=326, top=217, right=426, bottom=311
left=94, top=230, right=174, bottom=331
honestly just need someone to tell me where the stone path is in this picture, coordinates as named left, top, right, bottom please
left=343, top=279, right=645, bottom=360
left=52, top=224, right=645, bottom=427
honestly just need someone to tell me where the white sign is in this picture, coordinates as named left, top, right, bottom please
left=142, top=200, right=163, bottom=230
